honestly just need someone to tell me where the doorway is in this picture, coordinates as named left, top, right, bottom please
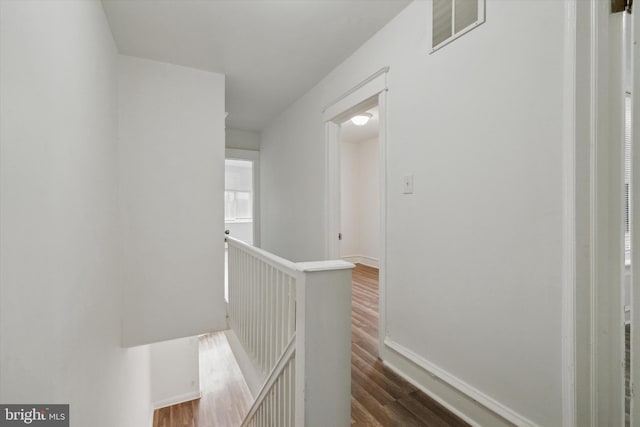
left=224, top=148, right=260, bottom=300
left=224, top=148, right=260, bottom=246
left=323, top=67, right=388, bottom=353
left=621, top=9, right=633, bottom=426
left=338, top=106, right=381, bottom=269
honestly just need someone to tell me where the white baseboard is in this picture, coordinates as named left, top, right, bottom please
left=225, top=329, right=265, bottom=397
left=342, top=255, right=379, bottom=268
left=382, top=338, right=541, bottom=427
left=152, top=391, right=201, bottom=410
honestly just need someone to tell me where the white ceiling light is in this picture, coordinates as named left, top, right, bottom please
left=351, top=113, right=372, bottom=126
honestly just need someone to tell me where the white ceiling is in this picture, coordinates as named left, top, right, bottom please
left=101, top=0, right=411, bottom=131
left=340, top=106, right=379, bottom=143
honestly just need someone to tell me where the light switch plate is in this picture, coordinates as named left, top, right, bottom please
left=403, top=175, right=413, bottom=194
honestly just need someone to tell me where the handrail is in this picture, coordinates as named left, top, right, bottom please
left=226, top=236, right=353, bottom=274
left=227, top=234, right=354, bottom=427
left=226, top=235, right=300, bottom=276
left=241, top=334, right=296, bottom=427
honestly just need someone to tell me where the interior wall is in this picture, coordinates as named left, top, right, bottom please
left=260, top=1, right=567, bottom=425
left=340, top=137, right=380, bottom=266
left=226, top=128, right=260, bottom=151
left=0, top=2, right=151, bottom=426
left=340, top=141, right=360, bottom=258
left=150, top=336, right=200, bottom=408
left=118, top=55, right=227, bottom=346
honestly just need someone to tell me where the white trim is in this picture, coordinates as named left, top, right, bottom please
left=225, top=148, right=260, bottom=247
left=323, top=69, right=389, bottom=363
left=226, top=148, right=259, bottom=160
left=224, top=328, right=263, bottom=396
left=382, top=359, right=480, bottom=427
left=241, top=335, right=296, bottom=427
left=581, top=4, right=627, bottom=425
left=631, top=3, right=639, bottom=425
left=341, top=255, right=379, bottom=269
left=561, top=1, right=577, bottom=425
left=384, top=338, right=541, bottom=427
left=296, top=260, right=355, bottom=272
left=325, top=122, right=341, bottom=260
left=322, top=67, right=388, bottom=122
left=226, top=236, right=299, bottom=275
left=588, top=2, right=600, bottom=424
left=377, top=89, right=389, bottom=353
left=152, top=391, right=201, bottom=410
left=600, top=9, right=626, bottom=426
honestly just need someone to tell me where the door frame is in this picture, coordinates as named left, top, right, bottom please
left=571, top=1, right=628, bottom=425
left=225, top=148, right=261, bottom=247
left=323, top=67, right=389, bottom=353
left=632, top=3, right=639, bottom=425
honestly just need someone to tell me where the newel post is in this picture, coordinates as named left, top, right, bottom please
left=294, top=260, right=354, bottom=427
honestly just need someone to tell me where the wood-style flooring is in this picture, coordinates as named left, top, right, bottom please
left=153, top=263, right=470, bottom=427
left=350, top=264, right=469, bottom=427
left=152, top=332, right=252, bottom=427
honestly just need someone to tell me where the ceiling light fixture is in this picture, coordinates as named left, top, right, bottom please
left=350, top=113, right=372, bottom=126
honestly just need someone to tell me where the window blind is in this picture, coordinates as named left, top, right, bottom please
left=625, top=94, right=632, bottom=266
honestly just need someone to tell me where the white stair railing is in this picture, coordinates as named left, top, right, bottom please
left=242, top=335, right=296, bottom=427
left=227, top=239, right=297, bottom=376
left=226, top=236, right=353, bottom=427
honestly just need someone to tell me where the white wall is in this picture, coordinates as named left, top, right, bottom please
left=226, top=128, right=260, bottom=150
left=340, top=141, right=360, bottom=258
left=260, top=1, right=566, bottom=425
left=119, top=55, right=227, bottom=346
left=225, top=222, right=253, bottom=245
left=0, top=2, right=151, bottom=426
left=150, top=336, right=200, bottom=408
left=340, top=137, right=379, bottom=266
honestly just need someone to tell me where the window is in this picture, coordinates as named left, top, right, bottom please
left=432, top=0, right=485, bottom=52
left=224, top=159, right=253, bottom=221
left=225, top=190, right=252, bottom=220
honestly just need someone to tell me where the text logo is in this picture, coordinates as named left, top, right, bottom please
left=0, top=405, right=68, bottom=426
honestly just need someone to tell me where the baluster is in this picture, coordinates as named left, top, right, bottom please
left=266, top=262, right=271, bottom=372
left=239, top=247, right=244, bottom=341
left=267, top=267, right=274, bottom=369
left=227, top=245, right=232, bottom=325
left=259, top=263, right=266, bottom=371
left=272, top=388, right=277, bottom=425
left=289, top=361, right=294, bottom=426
left=249, top=253, right=255, bottom=355
left=279, top=364, right=284, bottom=426
left=289, top=277, right=295, bottom=338
left=276, top=273, right=282, bottom=359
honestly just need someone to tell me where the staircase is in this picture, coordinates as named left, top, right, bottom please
left=226, top=236, right=354, bottom=427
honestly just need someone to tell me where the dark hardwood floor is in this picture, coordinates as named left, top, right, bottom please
left=350, top=264, right=469, bottom=427
left=625, top=323, right=630, bottom=426
left=153, top=263, right=470, bottom=427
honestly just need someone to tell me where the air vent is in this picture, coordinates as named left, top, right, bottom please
left=432, top=0, right=485, bottom=52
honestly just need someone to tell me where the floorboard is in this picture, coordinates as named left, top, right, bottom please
left=350, top=264, right=470, bottom=427
left=152, top=332, right=252, bottom=427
